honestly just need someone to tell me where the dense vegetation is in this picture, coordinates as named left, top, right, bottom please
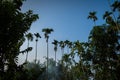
left=0, top=0, right=120, bottom=80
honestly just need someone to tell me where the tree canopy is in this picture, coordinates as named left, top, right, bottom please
left=0, top=0, right=38, bottom=80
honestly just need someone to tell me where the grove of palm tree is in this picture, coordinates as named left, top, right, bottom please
left=0, top=0, right=120, bottom=80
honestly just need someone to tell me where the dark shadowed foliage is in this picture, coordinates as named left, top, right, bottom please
left=0, top=0, right=38, bottom=80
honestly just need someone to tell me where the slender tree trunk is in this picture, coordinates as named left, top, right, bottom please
left=61, top=48, right=65, bottom=80
left=25, top=40, right=29, bottom=62
left=47, top=40, right=49, bottom=80
left=67, top=48, right=69, bottom=54
left=61, top=48, right=64, bottom=64
left=61, top=48, right=64, bottom=58
left=55, top=51, right=56, bottom=80
left=55, top=51, right=56, bottom=66
left=80, top=56, right=85, bottom=78
left=35, top=41, right=37, bottom=63
left=94, top=21, right=96, bottom=26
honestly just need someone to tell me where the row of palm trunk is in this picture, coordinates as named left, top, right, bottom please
left=24, top=11, right=98, bottom=80
left=25, top=28, right=76, bottom=80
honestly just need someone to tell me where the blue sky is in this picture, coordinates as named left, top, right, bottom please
left=18, top=0, right=114, bottom=64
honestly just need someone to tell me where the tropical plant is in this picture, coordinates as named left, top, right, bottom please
left=25, top=32, right=33, bottom=62
left=52, top=39, right=58, bottom=66
left=52, top=39, right=58, bottom=80
left=87, top=11, right=98, bottom=26
left=42, top=28, right=54, bottom=80
left=34, top=32, right=41, bottom=63
left=0, top=0, right=38, bottom=80
left=107, top=0, right=120, bottom=30
left=64, top=40, right=70, bottom=53
left=87, top=1, right=120, bottom=79
left=59, top=41, right=65, bottom=57
left=24, top=61, right=45, bottom=80
left=103, top=11, right=114, bottom=25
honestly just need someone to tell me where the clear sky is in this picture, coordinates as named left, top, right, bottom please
left=18, top=0, right=114, bottom=64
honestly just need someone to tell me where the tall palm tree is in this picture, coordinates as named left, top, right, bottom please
left=52, top=39, right=58, bottom=80
left=64, top=40, right=70, bottom=54
left=34, top=32, right=41, bottom=63
left=88, top=11, right=98, bottom=26
left=68, top=41, right=73, bottom=50
left=62, top=54, right=71, bottom=80
left=52, top=39, right=58, bottom=66
left=111, top=0, right=120, bottom=12
left=107, top=0, right=120, bottom=30
left=42, top=28, right=54, bottom=79
left=103, top=11, right=113, bottom=24
left=59, top=41, right=65, bottom=58
left=25, top=33, right=33, bottom=62
left=74, top=40, right=86, bottom=78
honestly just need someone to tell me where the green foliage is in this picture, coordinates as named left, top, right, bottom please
left=86, top=1, right=120, bottom=79
left=52, top=39, right=58, bottom=52
left=87, top=11, right=98, bottom=26
left=34, top=33, right=41, bottom=63
left=89, top=25, right=119, bottom=79
left=25, top=32, right=34, bottom=62
left=42, top=28, right=54, bottom=42
left=58, top=1, right=120, bottom=80
left=34, top=32, right=41, bottom=42
left=26, top=33, right=34, bottom=42
left=24, top=61, right=45, bottom=80
left=0, top=0, right=120, bottom=80
left=42, top=28, right=54, bottom=80
left=88, top=11, right=98, bottom=21
left=0, top=0, right=38, bottom=80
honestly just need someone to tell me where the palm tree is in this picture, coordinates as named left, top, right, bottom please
left=88, top=11, right=98, bottom=26
left=25, top=33, right=33, bottom=62
left=68, top=41, right=73, bottom=50
left=64, top=40, right=70, bottom=54
left=52, top=39, right=58, bottom=66
left=52, top=39, right=58, bottom=80
left=74, top=41, right=85, bottom=77
left=59, top=41, right=65, bottom=58
left=107, top=0, right=120, bottom=30
left=103, top=11, right=113, bottom=24
left=34, top=33, right=41, bottom=63
left=42, top=28, right=54, bottom=79
left=111, top=0, right=120, bottom=12
left=62, top=54, right=71, bottom=80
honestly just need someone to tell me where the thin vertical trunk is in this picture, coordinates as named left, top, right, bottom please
left=94, top=21, right=96, bottom=26
left=55, top=51, right=56, bottom=80
left=55, top=51, right=56, bottom=66
left=61, top=48, right=65, bottom=80
left=47, top=40, right=49, bottom=80
left=61, top=48, right=64, bottom=64
left=67, top=46, right=69, bottom=54
left=80, top=56, right=85, bottom=78
left=35, top=41, right=37, bottom=63
left=25, top=40, right=29, bottom=62
left=62, top=48, right=64, bottom=58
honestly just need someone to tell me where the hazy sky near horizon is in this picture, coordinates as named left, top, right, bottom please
left=18, top=0, right=114, bottom=64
